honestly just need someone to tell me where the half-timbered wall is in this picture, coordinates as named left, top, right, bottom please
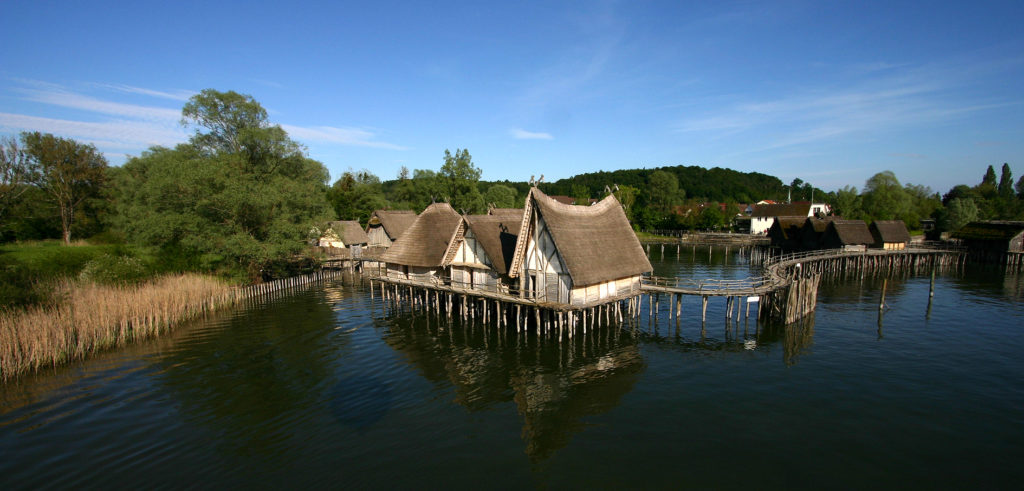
left=521, top=212, right=571, bottom=303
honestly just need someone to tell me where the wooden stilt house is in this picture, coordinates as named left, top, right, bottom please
left=443, top=212, right=523, bottom=294
left=508, top=188, right=651, bottom=306
left=380, top=203, right=462, bottom=283
left=869, top=220, right=911, bottom=250
left=318, top=220, right=370, bottom=256
left=800, top=217, right=835, bottom=251
left=820, top=220, right=874, bottom=251
left=952, top=221, right=1024, bottom=253
left=768, top=217, right=806, bottom=250
left=366, top=209, right=418, bottom=249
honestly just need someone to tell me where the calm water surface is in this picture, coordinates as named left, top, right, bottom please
left=2, top=248, right=1023, bottom=489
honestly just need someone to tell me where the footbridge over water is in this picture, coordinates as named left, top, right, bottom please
left=640, top=247, right=967, bottom=324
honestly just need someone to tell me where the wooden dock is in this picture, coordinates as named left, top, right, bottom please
left=313, top=245, right=969, bottom=333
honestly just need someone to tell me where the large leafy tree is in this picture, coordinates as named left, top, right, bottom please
left=20, top=132, right=107, bottom=244
left=0, top=136, right=35, bottom=226
left=117, top=89, right=331, bottom=278
left=483, top=184, right=518, bottom=209
left=439, top=148, right=484, bottom=213
left=327, top=169, right=386, bottom=224
left=648, top=170, right=682, bottom=213
left=861, top=171, right=910, bottom=221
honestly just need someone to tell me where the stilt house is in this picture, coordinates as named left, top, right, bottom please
left=869, top=220, right=911, bottom=250
left=366, top=209, right=418, bottom=248
left=318, top=220, right=370, bottom=256
left=443, top=212, right=523, bottom=293
left=768, top=217, right=806, bottom=250
left=952, top=221, right=1024, bottom=253
left=380, top=203, right=461, bottom=283
left=507, top=188, right=651, bottom=306
left=820, top=220, right=874, bottom=251
left=800, top=217, right=835, bottom=251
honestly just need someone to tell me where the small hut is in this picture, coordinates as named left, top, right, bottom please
left=443, top=212, right=523, bottom=293
left=319, top=220, right=370, bottom=253
left=767, top=217, right=806, bottom=250
left=508, top=188, right=651, bottom=305
left=869, top=220, right=911, bottom=250
left=366, top=209, right=418, bottom=248
left=820, top=220, right=874, bottom=251
left=952, top=221, right=1024, bottom=253
left=380, top=203, right=462, bottom=282
left=799, top=217, right=835, bottom=251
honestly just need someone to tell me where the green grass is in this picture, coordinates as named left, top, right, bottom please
left=0, top=241, right=160, bottom=308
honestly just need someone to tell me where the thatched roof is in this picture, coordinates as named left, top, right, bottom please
left=368, top=209, right=418, bottom=240
left=870, top=220, right=910, bottom=244
left=826, top=220, right=873, bottom=245
left=804, top=217, right=835, bottom=233
left=770, top=219, right=806, bottom=241
left=458, top=214, right=523, bottom=274
left=326, top=220, right=369, bottom=245
left=487, top=208, right=524, bottom=218
left=381, top=203, right=461, bottom=267
left=952, top=221, right=1024, bottom=241
left=512, top=188, right=651, bottom=286
left=751, top=202, right=811, bottom=218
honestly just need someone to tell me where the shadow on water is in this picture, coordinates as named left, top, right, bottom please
left=377, top=309, right=644, bottom=462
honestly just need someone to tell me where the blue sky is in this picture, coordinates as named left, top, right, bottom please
left=2, top=0, right=1022, bottom=193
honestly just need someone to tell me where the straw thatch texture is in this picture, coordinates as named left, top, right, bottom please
left=463, top=213, right=523, bottom=274
left=369, top=210, right=418, bottom=240
left=952, top=221, right=1024, bottom=241
left=751, top=202, right=812, bottom=218
left=869, top=220, right=910, bottom=244
left=326, top=220, right=370, bottom=245
left=822, top=220, right=874, bottom=247
left=527, top=188, right=651, bottom=286
left=381, top=203, right=461, bottom=267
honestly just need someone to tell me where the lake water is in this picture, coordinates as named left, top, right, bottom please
left=2, top=248, right=1023, bottom=489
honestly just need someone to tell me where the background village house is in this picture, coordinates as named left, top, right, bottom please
left=749, top=201, right=831, bottom=235
left=869, top=220, right=911, bottom=250
left=380, top=203, right=461, bottom=283
left=366, top=209, right=418, bottom=249
left=443, top=212, right=523, bottom=294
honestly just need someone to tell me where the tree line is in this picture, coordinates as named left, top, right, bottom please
left=2, top=88, right=1021, bottom=281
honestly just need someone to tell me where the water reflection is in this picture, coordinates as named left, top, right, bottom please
left=150, top=289, right=344, bottom=460
left=380, top=313, right=643, bottom=461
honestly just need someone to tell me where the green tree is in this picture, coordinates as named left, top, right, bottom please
left=903, top=183, right=941, bottom=229
left=613, top=185, right=639, bottom=221
left=939, top=197, right=978, bottom=232
left=483, top=184, right=518, bottom=209
left=328, top=169, right=387, bottom=224
left=833, top=185, right=862, bottom=219
left=1016, top=175, right=1024, bottom=199
left=861, top=171, right=910, bottom=221
left=117, top=89, right=331, bottom=279
left=21, top=132, right=108, bottom=244
left=571, top=183, right=590, bottom=205
left=998, top=163, right=1014, bottom=198
left=439, top=149, right=484, bottom=213
left=648, top=170, right=682, bottom=213
left=0, top=136, right=35, bottom=227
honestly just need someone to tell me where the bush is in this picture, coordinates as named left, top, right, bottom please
left=78, top=254, right=149, bottom=285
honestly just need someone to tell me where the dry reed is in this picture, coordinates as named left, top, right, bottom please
left=0, top=274, right=232, bottom=381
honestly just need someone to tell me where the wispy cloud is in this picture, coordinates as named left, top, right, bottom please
left=94, top=83, right=195, bottom=101
left=281, top=124, right=407, bottom=150
left=0, top=112, right=186, bottom=150
left=674, top=59, right=1021, bottom=153
left=2, top=80, right=408, bottom=158
left=510, top=128, right=554, bottom=140
left=16, top=85, right=181, bottom=122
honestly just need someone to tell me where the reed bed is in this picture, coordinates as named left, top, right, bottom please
left=0, top=274, right=232, bottom=381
